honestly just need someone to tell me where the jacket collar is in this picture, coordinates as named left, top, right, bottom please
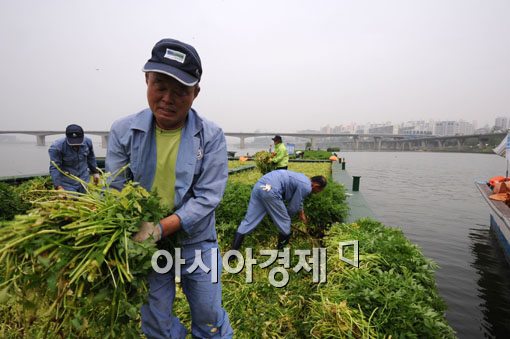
left=131, top=108, right=202, bottom=136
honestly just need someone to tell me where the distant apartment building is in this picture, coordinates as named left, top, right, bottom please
left=368, top=125, right=396, bottom=135
left=495, top=117, right=508, bottom=131
left=398, top=120, right=434, bottom=136
left=434, top=120, right=474, bottom=136
left=398, top=126, right=432, bottom=136
left=457, top=120, right=475, bottom=135
left=319, top=124, right=357, bottom=134
left=354, top=124, right=369, bottom=134
left=320, top=125, right=332, bottom=134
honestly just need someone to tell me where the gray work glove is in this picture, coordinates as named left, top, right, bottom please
left=133, top=221, right=162, bottom=242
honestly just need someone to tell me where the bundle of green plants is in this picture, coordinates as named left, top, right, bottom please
left=14, top=176, right=53, bottom=209
left=254, top=150, right=277, bottom=174
left=0, top=182, right=29, bottom=221
left=310, top=219, right=455, bottom=338
left=0, top=171, right=166, bottom=337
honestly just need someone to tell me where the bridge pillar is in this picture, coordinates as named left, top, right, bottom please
left=353, top=136, right=359, bottom=151
left=101, top=135, right=109, bottom=148
left=240, top=137, right=245, bottom=149
left=374, top=137, right=382, bottom=151
left=478, top=137, right=489, bottom=149
left=310, top=137, right=316, bottom=150
left=456, top=139, right=464, bottom=150
left=36, top=135, right=46, bottom=146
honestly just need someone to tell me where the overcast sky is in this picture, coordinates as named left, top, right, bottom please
left=0, top=0, right=509, bottom=133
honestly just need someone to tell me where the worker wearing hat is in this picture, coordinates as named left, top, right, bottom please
left=270, top=135, right=289, bottom=170
left=230, top=171, right=327, bottom=252
left=106, top=38, right=233, bottom=338
left=48, top=124, right=100, bottom=192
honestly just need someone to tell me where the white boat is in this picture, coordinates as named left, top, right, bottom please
left=476, top=181, right=510, bottom=265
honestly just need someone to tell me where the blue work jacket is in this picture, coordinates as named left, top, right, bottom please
left=48, top=137, right=98, bottom=191
left=106, top=108, right=228, bottom=245
left=258, top=170, right=312, bottom=216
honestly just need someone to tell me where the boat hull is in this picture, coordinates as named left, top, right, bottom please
left=476, top=182, right=510, bottom=265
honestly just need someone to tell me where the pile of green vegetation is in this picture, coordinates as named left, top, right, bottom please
left=0, top=174, right=166, bottom=338
left=0, top=163, right=454, bottom=337
left=213, top=162, right=454, bottom=337
left=0, top=182, right=29, bottom=221
left=301, top=150, right=333, bottom=160
left=0, top=177, right=61, bottom=221
left=213, top=219, right=455, bottom=338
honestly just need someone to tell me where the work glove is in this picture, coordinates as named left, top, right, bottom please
left=133, top=221, right=163, bottom=242
left=93, top=173, right=100, bottom=185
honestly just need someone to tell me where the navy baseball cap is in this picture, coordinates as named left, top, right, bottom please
left=66, top=124, right=84, bottom=146
left=142, top=38, right=202, bottom=86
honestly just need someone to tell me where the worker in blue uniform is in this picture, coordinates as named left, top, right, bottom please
left=106, top=38, right=232, bottom=338
left=48, top=124, right=99, bottom=192
left=231, top=170, right=327, bottom=251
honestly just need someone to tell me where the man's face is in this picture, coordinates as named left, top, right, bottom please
left=311, top=182, right=324, bottom=193
left=146, top=72, right=200, bottom=130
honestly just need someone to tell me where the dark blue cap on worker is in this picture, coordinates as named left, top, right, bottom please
left=142, top=38, right=202, bottom=86
left=65, top=124, right=84, bottom=146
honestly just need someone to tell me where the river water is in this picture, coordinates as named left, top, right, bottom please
left=1, top=143, right=510, bottom=338
left=340, top=151, right=510, bottom=338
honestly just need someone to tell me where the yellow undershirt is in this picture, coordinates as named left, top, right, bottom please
left=152, top=126, right=182, bottom=211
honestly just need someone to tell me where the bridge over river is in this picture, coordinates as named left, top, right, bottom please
left=0, top=130, right=505, bottom=151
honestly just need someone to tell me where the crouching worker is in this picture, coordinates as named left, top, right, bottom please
left=231, top=170, right=327, bottom=251
left=48, top=124, right=100, bottom=192
left=106, top=38, right=233, bottom=338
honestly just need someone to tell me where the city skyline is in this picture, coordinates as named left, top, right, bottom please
left=0, top=1, right=508, bottom=133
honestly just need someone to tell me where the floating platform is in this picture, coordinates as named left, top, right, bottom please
left=331, top=161, right=376, bottom=223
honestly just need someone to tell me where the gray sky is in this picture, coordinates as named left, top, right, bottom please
left=0, top=0, right=509, bottom=133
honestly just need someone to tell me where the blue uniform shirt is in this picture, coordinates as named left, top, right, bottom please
left=258, top=170, right=312, bottom=216
left=106, top=108, right=228, bottom=245
left=48, top=136, right=98, bottom=191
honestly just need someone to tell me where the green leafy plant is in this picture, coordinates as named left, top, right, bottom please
left=303, top=180, right=349, bottom=237
left=0, top=170, right=166, bottom=337
left=0, top=182, right=29, bottom=221
left=254, top=151, right=276, bottom=174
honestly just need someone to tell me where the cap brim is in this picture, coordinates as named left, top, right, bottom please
left=67, top=136, right=84, bottom=146
left=143, top=61, right=199, bottom=86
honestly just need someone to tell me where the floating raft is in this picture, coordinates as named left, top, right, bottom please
left=331, top=161, right=376, bottom=222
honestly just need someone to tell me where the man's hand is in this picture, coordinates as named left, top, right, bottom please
left=133, top=221, right=162, bottom=242
left=299, top=210, right=308, bottom=224
left=93, top=173, right=100, bottom=185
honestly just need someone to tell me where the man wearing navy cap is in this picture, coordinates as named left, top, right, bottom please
left=106, top=39, right=233, bottom=338
left=270, top=135, right=289, bottom=170
left=48, top=124, right=99, bottom=192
